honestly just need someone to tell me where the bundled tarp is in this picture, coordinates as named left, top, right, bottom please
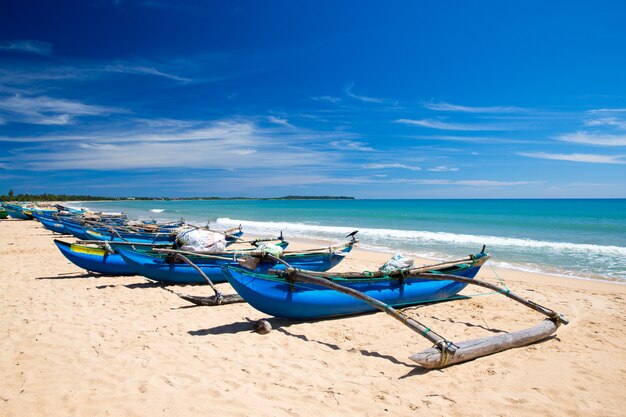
left=379, top=254, right=414, bottom=273
left=255, top=242, right=284, bottom=257
left=176, top=229, right=226, bottom=252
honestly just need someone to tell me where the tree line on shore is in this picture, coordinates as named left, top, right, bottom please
left=1, top=190, right=354, bottom=202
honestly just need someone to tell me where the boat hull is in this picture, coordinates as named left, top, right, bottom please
left=54, top=240, right=136, bottom=275
left=2, top=206, right=33, bottom=220
left=223, top=261, right=485, bottom=320
left=60, top=222, right=91, bottom=240
left=117, top=246, right=352, bottom=285
left=36, top=215, right=67, bottom=234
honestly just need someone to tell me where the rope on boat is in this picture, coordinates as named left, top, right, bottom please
left=490, top=263, right=511, bottom=294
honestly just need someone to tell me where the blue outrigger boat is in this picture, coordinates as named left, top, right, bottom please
left=53, top=234, right=288, bottom=276
left=222, top=250, right=571, bottom=370
left=222, top=251, right=490, bottom=320
left=117, top=239, right=356, bottom=284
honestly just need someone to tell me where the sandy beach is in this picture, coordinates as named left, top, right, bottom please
left=1, top=219, right=625, bottom=417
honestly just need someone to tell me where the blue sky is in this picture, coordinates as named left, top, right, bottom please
left=1, top=1, right=625, bottom=198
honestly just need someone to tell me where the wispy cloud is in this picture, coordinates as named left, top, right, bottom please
left=556, top=132, right=626, bottom=146
left=583, top=117, right=626, bottom=130
left=0, top=119, right=344, bottom=171
left=424, top=101, right=523, bottom=113
left=330, top=140, right=374, bottom=151
left=587, top=108, right=626, bottom=114
left=0, top=95, right=120, bottom=125
left=427, top=165, right=459, bottom=172
left=396, top=118, right=508, bottom=131
left=310, top=96, right=341, bottom=104
left=267, top=116, right=293, bottom=127
left=410, top=134, right=529, bottom=144
left=102, top=64, right=190, bottom=82
left=0, top=40, right=53, bottom=56
left=396, top=179, right=541, bottom=187
left=0, top=115, right=377, bottom=182
left=450, top=180, right=539, bottom=187
left=0, top=60, right=194, bottom=90
left=364, top=163, right=421, bottom=171
left=364, top=163, right=460, bottom=173
left=519, top=152, right=626, bottom=164
left=345, top=83, right=385, bottom=104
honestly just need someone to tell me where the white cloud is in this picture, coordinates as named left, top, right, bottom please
left=424, top=101, right=523, bottom=113
left=330, top=140, right=374, bottom=151
left=102, top=64, right=190, bottom=82
left=0, top=40, right=53, bottom=56
left=556, top=132, right=626, bottom=146
left=0, top=60, right=193, bottom=90
left=407, top=179, right=540, bottom=187
left=345, top=83, right=385, bottom=104
left=396, top=118, right=508, bottom=131
left=410, top=134, right=528, bottom=144
left=583, top=117, right=626, bottom=130
left=0, top=94, right=120, bottom=125
left=452, top=180, right=539, bottom=187
left=0, top=118, right=363, bottom=172
left=427, top=165, right=459, bottom=172
left=267, top=116, right=293, bottom=127
left=587, top=108, right=626, bottom=114
left=519, top=152, right=626, bottom=164
left=364, top=163, right=421, bottom=171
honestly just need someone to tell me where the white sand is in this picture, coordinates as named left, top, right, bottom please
left=1, top=220, right=625, bottom=416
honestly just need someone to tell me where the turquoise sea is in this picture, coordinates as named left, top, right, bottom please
left=79, top=199, right=626, bottom=283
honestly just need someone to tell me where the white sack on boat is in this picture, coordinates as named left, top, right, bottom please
left=177, top=229, right=227, bottom=252
left=379, top=254, right=414, bottom=272
left=256, top=243, right=284, bottom=257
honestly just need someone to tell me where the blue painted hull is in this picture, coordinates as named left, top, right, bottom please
left=3, top=206, right=33, bottom=220
left=61, top=222, right=91, bottom=240
left=223, top=260, right=486, bottom=319
left=54, top=240, right=136, bottom=275
left=37, top=216, right=67, bottom=234
left=118, top=245, right=352, bottom=284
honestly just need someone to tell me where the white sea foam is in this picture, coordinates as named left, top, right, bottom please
left=150, top=209, right=165, bottom=213
left=215, top=217, right=626, bottom=256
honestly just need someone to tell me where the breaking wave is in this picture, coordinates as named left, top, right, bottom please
left=215, top=217, right=626, bottom=256
left=214, top=217, right=626, bottom=282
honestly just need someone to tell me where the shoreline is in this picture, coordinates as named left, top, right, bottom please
left=288, top=234, right=626, bottom=292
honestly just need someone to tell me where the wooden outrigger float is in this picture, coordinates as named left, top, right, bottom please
left=265, top=258, right=567, bottom=369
